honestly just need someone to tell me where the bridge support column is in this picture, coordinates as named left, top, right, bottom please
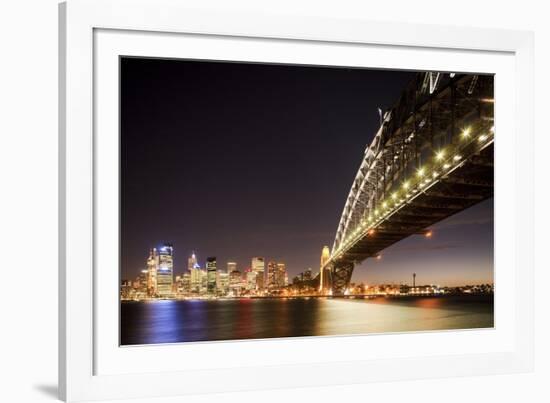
left=331, top=261, right=354, bottom=296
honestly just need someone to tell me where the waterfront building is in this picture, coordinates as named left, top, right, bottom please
left=319, top=245, right=331, bottom=294
left=206, top=256, right=217, bottom=295
left=252, top=257, right=265, bottom=290
left=156, top=244, right=174, bottom=297
left=303, top=268, right=312, bottom=281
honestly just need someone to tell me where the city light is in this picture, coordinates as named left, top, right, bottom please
left=425, top=230, right=433, bottom=238
left=435, top=150, right=445, bottom=161
left=479, top=134, right=488, bottom=142
left=417, top=167, right=425, bottom=177
left=461, top=127, right=471, bottom=138
left=453, top=155, right=462, bottom=161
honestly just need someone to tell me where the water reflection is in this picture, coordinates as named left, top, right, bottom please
left=120, top=295, right=493, bottom=345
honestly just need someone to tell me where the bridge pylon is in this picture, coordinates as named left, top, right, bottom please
left=330, top=260, right=354, bottom=296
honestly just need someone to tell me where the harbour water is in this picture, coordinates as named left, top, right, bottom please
left=120, top=295, right=493, bottom=345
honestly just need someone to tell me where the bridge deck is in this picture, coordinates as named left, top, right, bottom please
left=334, top=142, right=493, bottom=265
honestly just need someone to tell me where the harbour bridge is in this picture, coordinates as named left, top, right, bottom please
left=320, top=71, right=494, bottom=295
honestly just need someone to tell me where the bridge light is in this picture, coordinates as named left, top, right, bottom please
left=425, top=230, right=433, bottom=238
left=382, top=202, right=388, bottom=208
left=403, top=181, right=410, bottom=190
left=435, top=150, right=445, bottom=161
left=417, top=167, right=425, bottom=177
left=453, top=155, right=462, bottom=162
left=391, top=192, right=398, bottom=200
left=432, top=171, right=439, bottom=178
left=376, top=254, right=382, bottom=260
left=368, top=229, right=375, bottom=236
left=443, top=163, right=451, bottom=169
left=478, top=134, right=488, bottom=142
left=461, top=127, right=471, bottom=138
left=490, top=125, right=495, bottom=133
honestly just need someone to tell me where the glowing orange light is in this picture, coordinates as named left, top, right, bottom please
left=376, top=254, right=382, bottom=260
left=425, top=230, right=433, bottom=238
left=368, top=229, right=376, bottom=236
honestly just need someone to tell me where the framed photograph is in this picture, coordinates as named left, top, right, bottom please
left=59, top=0, right=534, bottom=401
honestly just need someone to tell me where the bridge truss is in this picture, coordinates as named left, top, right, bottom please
left=324, top=72, right=494, bottom=295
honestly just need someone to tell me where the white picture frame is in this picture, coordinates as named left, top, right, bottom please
left=59, top=0, right=534, bottom=401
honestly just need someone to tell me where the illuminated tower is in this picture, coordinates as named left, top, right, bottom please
left=276, top=262, right=286, bottom=288
left=252, top=257, right=265, bottom=290
left=146, top=248, right=158, bottom=296
left=319, top=246, right=331, bottom=294
left=156, top=244, right=174, bottom=297
left=267, top=261, right=277, bottom=289
left=227, top=261, right=237, bottom=274
left=188, top=252, right=197, bottom=272
left=206, top=257, right=217, bottom=295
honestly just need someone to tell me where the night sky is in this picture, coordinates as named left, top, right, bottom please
left=121, top=57, right=493, bottom=287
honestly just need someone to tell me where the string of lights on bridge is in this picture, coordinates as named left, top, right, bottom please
left=332, top=125, right=495, bottom=261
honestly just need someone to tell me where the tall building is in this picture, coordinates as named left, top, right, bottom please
left=319, top=246, right=331, bottom=294
left=267, top=261, right=277, bottom=289
left=188, top=252, right=197, bottom=272
left=156, top=244, right=174, bottom=297
left=252, top=257, right=265, bottom=290
left=227, top=261, right=237, bottom=274
left=245, top=269, right=257, bottom=291
left=146, top=248, right=159, bottom=296
left=229, top=270, right=242, bottom=295
left=206, top=257, right=217, bottom=295
left=276, top=262, right=287, bottom=288
left=216, top=271, right=229, bottom=295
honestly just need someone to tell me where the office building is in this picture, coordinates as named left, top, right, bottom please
left=206, top=257, right=217, bottom=295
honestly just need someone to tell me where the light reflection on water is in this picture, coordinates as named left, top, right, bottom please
left=120, top=295, right=493, bottom=345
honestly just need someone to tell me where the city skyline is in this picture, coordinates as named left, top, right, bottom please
left=121, top=58, right=493, bottom=289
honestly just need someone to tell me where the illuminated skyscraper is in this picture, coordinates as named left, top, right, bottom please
left=245, top=269, right=257, bottom=291
left=188, top=252, right=197, bottom=272
left=319, top=245, right=331, bottom=294
left=276, top=262, right=287, bottom=288
left=252, top=257, right=265, bottom=290
left=267, top=261, right=277, bottom=289
left=227, top=261, right=237, bottom=274
left=206, top=257, right=217, bottom=295
left=156, top=244, right=174, bottom=297
left=229, top=270, right=242, bottom=295
left=216, top=271, right=229, bottom=295
left=146, top=248, right=159, bottom=296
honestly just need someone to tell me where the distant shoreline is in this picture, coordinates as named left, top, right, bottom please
left=120, top=293, right=494, bottom=303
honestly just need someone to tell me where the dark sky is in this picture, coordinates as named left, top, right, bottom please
left=121, top=57, right=493, bottom=286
